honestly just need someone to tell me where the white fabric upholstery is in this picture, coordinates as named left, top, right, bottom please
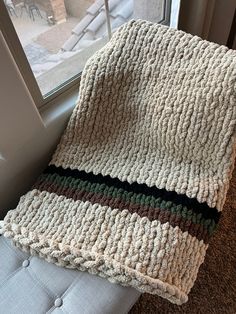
left=0, top=236, right=140, bottom=314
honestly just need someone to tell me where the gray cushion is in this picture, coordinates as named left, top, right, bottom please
left=0, top=236, right=140, bottom=314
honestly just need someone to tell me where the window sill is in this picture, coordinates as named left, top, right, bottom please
left=40, top=85, right=78, bottom=128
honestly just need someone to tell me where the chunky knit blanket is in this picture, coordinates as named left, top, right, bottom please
left=2, top=20, right=236, bottom=304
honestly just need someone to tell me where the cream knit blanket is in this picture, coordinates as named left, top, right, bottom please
left=2, top=20, right=236, bottom=304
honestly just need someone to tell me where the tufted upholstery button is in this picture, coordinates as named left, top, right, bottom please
left=54, top=298, right=63, bottom=307
left=1, top=232, right=140, bottom=314
left=22, top=259, right=30, bottom=267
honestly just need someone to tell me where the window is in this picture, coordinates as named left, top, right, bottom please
left=1, top=0, right=174, bottom=107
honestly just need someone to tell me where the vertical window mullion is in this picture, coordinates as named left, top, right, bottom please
left=104, top=0, right=112, bottom=40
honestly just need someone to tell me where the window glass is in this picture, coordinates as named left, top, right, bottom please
left=4, top=0, right=172, bottom=97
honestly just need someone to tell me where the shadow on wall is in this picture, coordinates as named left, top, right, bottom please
left=0, top=31, right=76, bottom=217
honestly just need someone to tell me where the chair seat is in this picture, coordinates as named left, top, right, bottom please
left=0, top=235, right=140, bottom=314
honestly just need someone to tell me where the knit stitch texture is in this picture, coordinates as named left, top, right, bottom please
left=2, top=20, right=236, bottom=304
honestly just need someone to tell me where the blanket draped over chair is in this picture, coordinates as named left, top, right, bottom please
left=2, top=20, right=236, bottom=304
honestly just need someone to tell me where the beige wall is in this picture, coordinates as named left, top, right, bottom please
left=207, top=0, right=235, bottom=45
left=0, top=31, right=75, bottom=217
left=178, top=0, right=235, bottom=46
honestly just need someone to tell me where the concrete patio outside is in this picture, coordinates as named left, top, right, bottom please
left=7, top=0, right=179, bottom=96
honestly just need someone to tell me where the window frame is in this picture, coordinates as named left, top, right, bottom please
left=0, top=0, right=83, bottom=108
left=0, top=0, right=172, bottom=109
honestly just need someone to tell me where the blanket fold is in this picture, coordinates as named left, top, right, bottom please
left=2, top=20, right=236, bottom=304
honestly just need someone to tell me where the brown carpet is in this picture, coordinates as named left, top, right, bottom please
left=130, top=165, right=236, bottom=314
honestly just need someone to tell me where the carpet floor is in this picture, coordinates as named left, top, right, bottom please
left=130, top=164, right=236, bottom=314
